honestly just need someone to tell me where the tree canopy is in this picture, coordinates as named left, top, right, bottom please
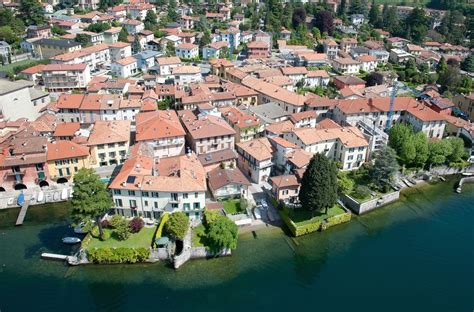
left=369, top=146, right=399, bottom=191
left=299, top=154, right=338, bottom=214
left=206, top=215, right=238, bottom=252
left=165, top=212, right=189, bottom=240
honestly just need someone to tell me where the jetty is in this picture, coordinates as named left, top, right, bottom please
left=456, top=176, right=474, bottom=193
left=15, top=202, right=29, bottom=226
left=41, top=253, right=80, bottom=265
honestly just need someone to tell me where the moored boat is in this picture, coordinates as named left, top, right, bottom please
left=62, top=237, right=81, bottom=244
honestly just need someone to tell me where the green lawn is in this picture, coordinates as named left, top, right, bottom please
left=191, top=224, right=206, bottom=247
left=222, top=199, right=242, bottom=215
left=85, top=227, right=156, bottom=249
left=0, top=59, right=46, bottom=75
left=288, top=204, right=346, bottom=224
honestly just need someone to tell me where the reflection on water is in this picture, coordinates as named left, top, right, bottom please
left=0, top=179, right=473, bottom=311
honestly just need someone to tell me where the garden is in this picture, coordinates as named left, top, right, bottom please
left=191, top=210, right=238, bottom=252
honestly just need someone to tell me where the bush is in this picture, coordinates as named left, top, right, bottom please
left=100, top=230, right=111, bottom=241
left=114, top=219, right=130, bottom=241
left=164, top=212, right=189, bottom=240
left=110, top=215, right=123, bottom=228
left=352, top=185, right=371, bottom=200
left=91, top=226, right=100, bottom=238
left=155, top=213, right=169, bottom=238
left=129, top=217, right=144, bottom=233
left=87, top=247, right=150, bottom=264
left=203, top=210, right=220, bottom=226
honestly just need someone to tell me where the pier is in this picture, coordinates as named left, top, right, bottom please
left=456, top=176, right=474, bottom=193
left=41, top=253, right=80, bottom=265
left=15, top=203, right=29, bottom=226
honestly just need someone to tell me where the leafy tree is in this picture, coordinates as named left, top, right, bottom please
left=165, top=212, right=189, bottom=240
left=0, top=9, right=25, bottom=34
left=369, top=146, right=399, bottom=190
left=292, top=6, right=306, bottom=29
left=167, top=0, right=178, bottom=20
left=412, top=132, right=429, bottom=167
left=428, top=139, right=452, bottom=166
left=365, top=72, right=383, bottom=86
left=118, top=27, right=129, bottom=42
left=368, top=0, right=382, bottom=28
left=461, top=55, right=474, bottom=72
left=314, top=10, right=334, bottom=35
left=206, top=215, right=238, bottom=252
left=19, top=0, right=45, bottom=26
left=71, top=168, right=113, bottom=238
left=438, top=65, right=462, bottom=92
left=337, top=171, right=354, bottom=194
left=75, top=33, right=92, bottom=47
left=132, top=35, right=142, bottom=53
left=299, top=154, right=338, bottom=215
left=51, top=24, right=67, bottom=35
left=446, top=137, right=466, bottom=163
left=144, top=10, right=157, bottom=26
left=200, top=29, right=211, bottom=47
left=388, top=123, right=413, bottom=154
left=114, top=218, right=131, bottom=240
left=349, top=0, right=368, bottom=15
left=129, top=217, right=144, bottom=233
left=382, top=5, right=401, bottom=35
left=86, top=22, right=111, bottom=33
left=0, top=26, right=18, bottom=44
left=437, top=57, right=447, bottom=74
left=405, top=7, right=429, bottom=44
left=438, top=10, right=466, bottom=45
left=165, top=41, right=175, bottom=56
left=337, top=0, right=347, bottom=17
left=311, top=27, right=321, bottom=41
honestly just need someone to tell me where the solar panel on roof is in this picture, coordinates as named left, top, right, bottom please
left=126, top=176, right=136, bottom=183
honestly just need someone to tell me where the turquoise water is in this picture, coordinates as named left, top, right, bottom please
left=0, top=180, right=473, bottom=311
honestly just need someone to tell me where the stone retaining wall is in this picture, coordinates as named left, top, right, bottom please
left=0, top=184, right=73, bottom=209
left=342, top=191, right=400, bottom=215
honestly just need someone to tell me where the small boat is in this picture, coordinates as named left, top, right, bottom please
left=37, top=191, right=44, bottom=202
left=7, top=198, right=14, bottom=205
left=461, top=172, right=473, bottom=177
left=439, top=176, right=446, bottom=182
left=60, top=188, right=68, bottom=200
left=17, top=192, right=25, bottom=206
left=62, top=237, right=81, bottom=244
left=456, top=187, right=462, bottom=193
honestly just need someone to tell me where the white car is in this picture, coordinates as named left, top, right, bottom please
left=253, top=207, right=262, bottom=220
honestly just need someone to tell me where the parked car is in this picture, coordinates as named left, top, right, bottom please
left=253, top=207, right=262, bottom=220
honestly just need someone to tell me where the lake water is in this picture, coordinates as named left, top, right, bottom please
left=0, top=179, right=473, bottom=312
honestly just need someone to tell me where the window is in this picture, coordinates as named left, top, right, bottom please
left=108, top=143, right=115, bottom=148
left=171, top=193, right=178, bottom=201
left=358, top=147, right=364, bottom=152
left=115, top=199, right=123, bottom=207
left=194, top=192, right=198, bottom=198
left=349, top=148, right=355, bottom=153
left=98, top=144, right=105, bottom=150
left=142, top=191, right=149, bottom=197
left=129, top=200, right=137, bottom=208
left=35, top=163, right=44, bottom=171
left=183, top=193, right=188, bottom=199
left=154, top=202, right=158, bottom=209
left=171, top=203, right=178, bottom=208
left=113, top=189, right=121, bottom=195
left=348, top=155, right=354, bottom=161
left=144, top=200, right=148, bottom=206
left=128, top=190, right=135, bottom=196
left=183, top=203, right=190, bottom=211
left=193, top=202, right=200, bottom=209
left=151, top=192, right=159, bottom=198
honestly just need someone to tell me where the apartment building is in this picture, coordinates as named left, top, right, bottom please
left=32, top=38, right=81, bottom=59
left=219, top=106, right=263, bottom=142
left=42, top=63, right=91, bottom=92
left=340, top=38, right=358, bottom=53
left=284, top=125, right=369, bottom=171
left=135, top=110, right=186, bottom=158
left=109, top=152, right=207, bottom=220
left=50, top=44, right=111, bottom=72
left=236, top=137, right=275, bottom=184
left=332, top=58, right=361, bottom=75
left=156, top=56, right=182, bottom=78
left=202, top=41, right=228, bottom=60
left=247, top=40, right=270, bottom=59
left=176, top=43, right=199, bottom=59
left=111, top=56, right=138, bottom=78
left=322, top=39, right=339, bottom=60
left=178, top=110, right=236, bottom=155
left=173, top=65, right=202, bottom=86
left=46, top=140, right=90, bottom=182
left=87, top=120, right=131, bottom=167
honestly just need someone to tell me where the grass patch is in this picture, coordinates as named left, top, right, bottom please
left=0, top=59, right=48, bottom=75
left=288, top=204, right=346, bottom=225
left=86, top=227, right=156, bottom=250
left=222, top=199, right=242, bottom=215
left=191, top=224, right=206, bottom=247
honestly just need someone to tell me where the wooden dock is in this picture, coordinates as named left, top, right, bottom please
left=15, top=203, right=29, bottom=226
left=41, top=253, right=80, bottom=265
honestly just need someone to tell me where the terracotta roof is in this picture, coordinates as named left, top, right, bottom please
left=56, top=94, right=85, bottom=109
left=291, top=126, right=368, bottom=148
left=87, top=120, right=131, bottom=145
left=109, top=41, right=130, bottom=48
left=43, top=63, right=88, bottom=71
left=290, top=110, right=317, bottom=123
left=281, top=66, right=308, bottom=76
left=219, top=106, right=260, bottom=129
left=270, top=174, right=299, bottom=188
left=157, top=56, right=182, bottom=65
left=20, top=64, right=46, bottom=75
left=307, top=70, right=329, bottom=78
left=47, top=140, right=89, bottom=161
left=236, top=137, right=275, bottom=161
left=116, top=56, right=137, bottom=66
left=177, top=43, right=198, bottom=50
left=333, top=57, right=360, bottom=65
left=178, top=110, right=236, bottom=139
left=50, top=43, right=110, bottom=62
left=172, top=65, right=201, bottom=75
left=265, top=120, right=294, bottom=135
left=247, top=41, right=269, bottom=49
left=269, top=136, right=298, bottom=149
left=198, top=148, right=237, bottom=166
left=135, top=110, right=185, bottom=141
left=285, top=149, right=312, bottom=168
left=207, top=41, right=228, bottom=50
left=208, top=167, right=251, bottom=190
left=357, top=55, right=377, bottom=62
left=315, top=118, right=342, bottom=129
left=53, top=122, right=81, bottom=137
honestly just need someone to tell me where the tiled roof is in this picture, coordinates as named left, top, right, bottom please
left=135, top=110, right=186, bottom=141
left=236, top=137, right=275, bottom=161
left=208, top=167, right=251, bottom=190
left=87, top=120, right=131, bottom=145
left=178, top=110, right=236, bottom=139
left=47, top=140, right=89, bottom=161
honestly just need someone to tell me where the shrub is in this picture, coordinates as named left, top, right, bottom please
left=87, top=247, right=150, bottom=264
left=114, top=219, right=130, bottom=241
left=100, top=230, right=111, bottom=241
left=352, top=185, right=371, bottom=201
left=203, top=210, right=220, bottom=226
left=155, top=213, right=169, bottom=238
left=91, top=226, right=100, bottom=238
left=110, top=215, right=123, bottom=228
left=129, top=217, right=144, bottom=233
left=164, top=212, right=189, bottom=240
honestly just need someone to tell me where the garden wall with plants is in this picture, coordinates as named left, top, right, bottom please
left=87, top=247, right=150, bottom=264
left=342, top=191, right=400, bottom=215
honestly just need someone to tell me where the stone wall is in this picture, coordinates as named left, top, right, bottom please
left=342, top=191, right=400, bottom=215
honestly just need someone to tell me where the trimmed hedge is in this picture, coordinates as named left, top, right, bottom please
left=279, top=205, right=350, bottom=237
left=155, top=212, right=169, bottom=238
left=87, top=247, right=150, bottom=264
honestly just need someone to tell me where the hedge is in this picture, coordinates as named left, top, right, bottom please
left=87, top=247, right=150, bottom=264
left=155, top=212, right=169, bottom=238
left=279, top=205, right=350, bottom=237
